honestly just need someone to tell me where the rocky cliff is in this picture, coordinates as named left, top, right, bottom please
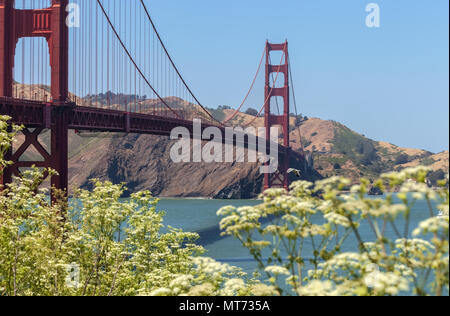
left=67, top=133, right=317, bottom=198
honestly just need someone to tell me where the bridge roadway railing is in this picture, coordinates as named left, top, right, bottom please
left=0, top=97, right=288, bottom=156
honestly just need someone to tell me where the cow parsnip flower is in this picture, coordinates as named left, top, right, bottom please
left=265, top=266, right=291, bottom=276
left=364, top=271, right=410, bottom=296
left=413, top=217, right=449, bottom=236
left=298, top=280, right=337, bottom=296
left=324, top=212, right=351, bottom=228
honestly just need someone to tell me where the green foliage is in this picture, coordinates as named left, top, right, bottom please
left=245, top=108, right=259, bottom=117
left=333, top=124, right=378, bottom=167
left=395, top=154, right=410, bottom=165
left=0, top=116, right=266, bottom=296
left=302, top=138, right=312, bottom=148
left=294, top=115, right=303, bottom=127
left=206, top=108, right=226, bottom=122
left=420, top=157, right=437, bottom=167
left=0, top=174, right=268, bottom=296
left=0, top=116, right=21, bottom=173
left=218, top=167, right=449, bottom=296
left=428, top=170, right=447, bottom=187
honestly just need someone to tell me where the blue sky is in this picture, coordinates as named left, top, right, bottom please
left=12, top=0, right=448, bottom=153
left=147, top=0, right=449, bottom=153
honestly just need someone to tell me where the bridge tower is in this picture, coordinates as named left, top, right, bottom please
left=0, top=0, right=70, bottom=199
left=264, top=41, right=290, bottom=190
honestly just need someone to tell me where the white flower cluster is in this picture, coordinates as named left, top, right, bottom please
left=298, top=280, right=337, bottom=296
left=399, top=181, right=437, bottom=200
left=382, top=166, right=432, bottom=184
left=192, top=257, right=234, bottom=277
left=364, top=271, right=410, bottom=296
left=324, top=212, right=351, bottom=228
left=413, top=216, right=449, bottom=236
left=264, top=265, right=291, bottom=276
left=220, top=278, right=246, bottom=296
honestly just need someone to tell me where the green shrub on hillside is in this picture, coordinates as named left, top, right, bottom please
left=395, top=154, right=410, bottom=165
left=333, top=124, right=378, bottom=167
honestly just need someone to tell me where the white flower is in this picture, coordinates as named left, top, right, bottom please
left=298, top=280, right=337, bottom=296
left=169, top=275, right=193, bottom=290
left=250, top=284, right=278, bottom=296
left=265, top=266, right=290, bottom=276
left=324, top=212, right=351, bottom=228
left=364, top=272, right=409, bottom=296
left=413, top=216, right=449, bottom=236
left=221, top=278, right=246, bottom=296
left=149, top=288, right=173, bottom=296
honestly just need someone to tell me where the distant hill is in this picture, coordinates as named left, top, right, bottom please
left=219, top=110, right=448, bottom=183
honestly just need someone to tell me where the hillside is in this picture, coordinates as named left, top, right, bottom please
left=7, top=88, right=448, bottom=196
left=302, top=120, right=448, bottom=182
left=217, top=110, right=449, bottom=182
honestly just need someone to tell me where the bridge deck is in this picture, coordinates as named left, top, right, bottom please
left=0, top=98, right=288, bottom=153
left=0, top=97, right=199, bottom=135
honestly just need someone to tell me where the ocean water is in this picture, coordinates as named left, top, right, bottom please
left=158, top=198, right=262, bottom=272
left=68, top=195, right=446, bottom=295
left=157, top=196, right=443, bottom=277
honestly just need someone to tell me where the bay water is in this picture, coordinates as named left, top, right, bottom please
left=157, top=196, right=442, bottom=277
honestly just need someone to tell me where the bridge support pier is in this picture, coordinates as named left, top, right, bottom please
left=1, top=107, right=70, bottom=201
left=50, top=106, right=69, bottom=201
left=0, top=0, right=69, bottom=202
left=0, top=106, right=70, bottom=202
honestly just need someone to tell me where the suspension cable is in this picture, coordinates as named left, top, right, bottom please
left=96, top=0, right=181, bottom=119
left=138, top=0, right=224, bottom=125
left=222, top=45, right=266, bottom=124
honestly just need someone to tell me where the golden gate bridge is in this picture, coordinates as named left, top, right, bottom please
left=0, top=0, right=305, bottom=200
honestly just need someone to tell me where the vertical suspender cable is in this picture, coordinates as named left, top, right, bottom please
left=22, top=0, right=25, bottom=98
left=30, top=0, right=32, bottom=99
left=89, top=0, right=92, bottom=104
left=96, top=0, right=182, bottom=118
left=113, top=0, right=116, bottom=107
left=95, top=0, right=98, bottom=107
left=134, top=0, right=137, bottom=112
left=107, top=11, right=110, bottom=107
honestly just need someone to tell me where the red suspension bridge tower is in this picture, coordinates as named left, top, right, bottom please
left=264, top=41, right=290, bottom=190
left=0, top=0, right=70, bottom=197
left=1, top=0, right=300, bottom=199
